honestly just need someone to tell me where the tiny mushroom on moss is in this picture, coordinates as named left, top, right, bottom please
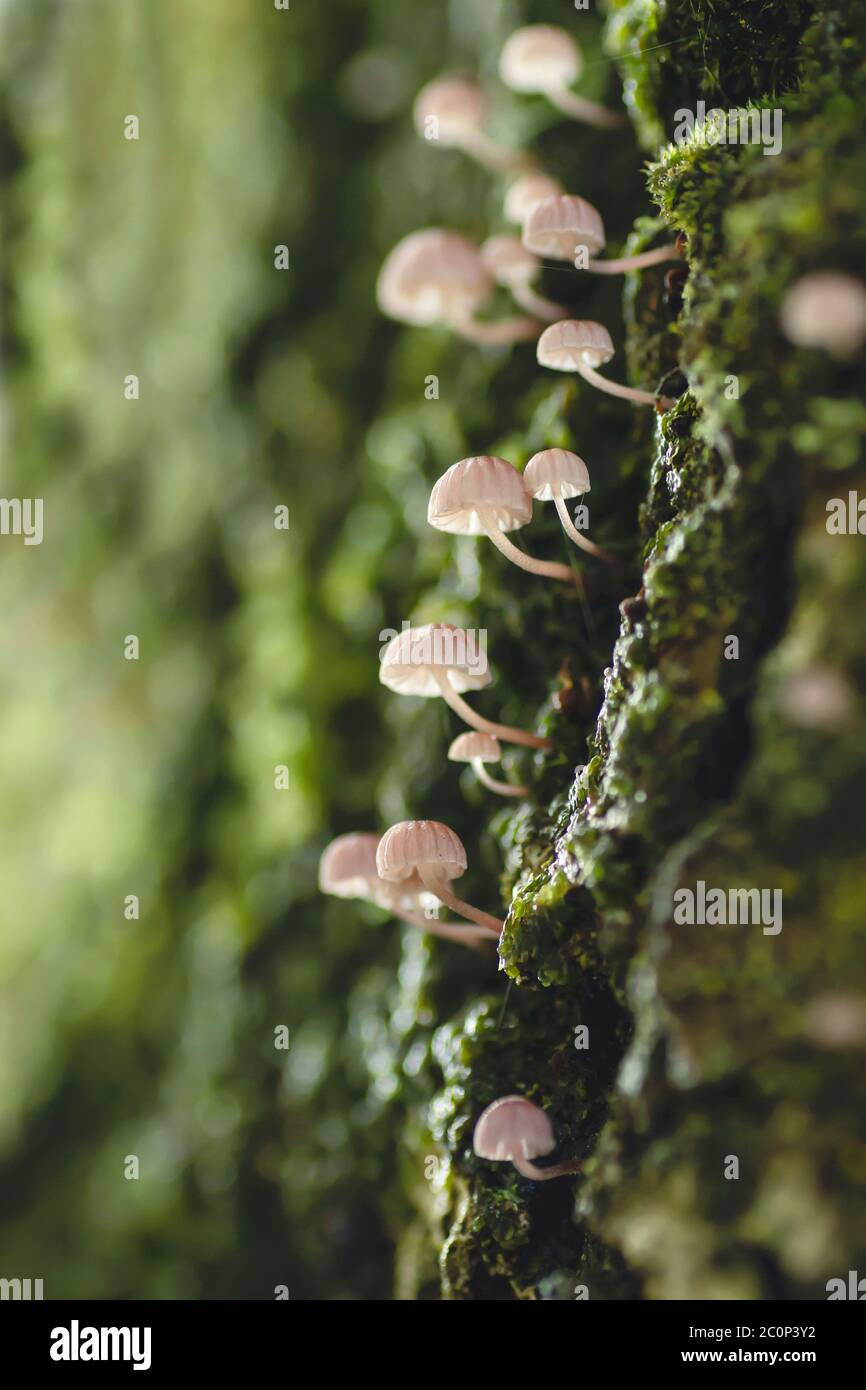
left=536, top=319, right=674, bottom=408
left=377, top=819, right=503, bottom=935
left=379, top=622, right=550, bottom=749
left=428, top=454, right=575, bottom=584
left=473, top=1095, right=582, bottom=1181
left=318, top=832, right=493, bottom=949
left=480, top=235, right=566, bottom=322
left=779, top=271, right=866, bottom=356
left=523, top=193, right=679, bottom=274
left=448, top=731, right=529, bottom=799
left=376, top=229, right=539, bottom=345
left=524, top=448, right=612, bottom=562
left=413, top=75, right=526, bottom=172
left=504, top=172, right=564, bottom=227
left=499, top=25, right=623, bottom=129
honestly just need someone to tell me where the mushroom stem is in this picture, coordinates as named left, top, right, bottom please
left=417, top=867, right=504, bottom=935
left=553, top=492, right=615, bottom=563
left=510, top=283, right=566, bottom=323
left=482, top=518, right=576, bottom=583
left=459, top=130, right=529, bottom=173
left=512, top=1152, right=583, bottom=1181
left=576, top=360, right=673, bottom=409
left=433, top=668, right=552, bottom=750
left=449, top=311, right=541, bottom=345
left=586, top=243, right=680, bottom=274
left=396, top=906, right=496, bottom=951
left=472, top=759, right=529, bottom=799
left=546, top=89, right=625, bottom=128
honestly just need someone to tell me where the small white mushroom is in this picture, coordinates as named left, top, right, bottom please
left=428, top=454, right=575, bottom=583
left=448, top=731, right=529, bottom=799
left=377, top=820, right=503, bottom=935
left=318, top=832, right=492, bottom=948
left=379, top=622, right=550, bottom=749
left=319, top=833, right=390, bottom=903
left=777, top=665, right=854, bottom=730
left=480, top=235, right=567, bottom=322
left=536, top=319, right=673, bottom=408
left=779, top=271, right=866, bottom=356
left=499, top=25, right=624, bottom=128
left=376, top=229, right=539, bottom=345
left=524, top=448, right=612, bottom=562
left=413, top=75, right=526, bottom=172
left=473, top=1095, right=581, bottom=1181
left=523, top=193, right=679, bottom=274
left=504, top=172, right=564, bottom=227
left=803, top=994, right=866, bottom=1048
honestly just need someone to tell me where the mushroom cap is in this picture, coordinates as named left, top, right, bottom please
left=413, top=76, right=487, bottom=144
left=379, top=622, right=492, bottom=697
left=778, top=665, right=854, bottom=730
left=524, top=448, right=590, bottom=501
left=448, top=731, right=502, bottom=764
left=377, top=819, right=467, bottom=884
left=779, top=271, right=866, bottom=355
left=318, top=832, right=429, bottom=909
left=504, top=173, right=564, bottom=226
left=428, top=455, right=533, bottom=536
left=318, top=832, right=382, bottom=899
left=473, top=1095, right=557, bottom=1162
left=536, top=319, right=614, bottom=371
left=803, top=993, right=866, bottom=1048
left=499, top=25, right=581, bottom=94
left=480, top=234, right=540, bottom=287
left=522, top=193, right=605, bottom=260
left=376, top=229, right=493, bottom=327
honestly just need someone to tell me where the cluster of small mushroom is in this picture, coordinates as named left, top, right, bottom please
left=320, top=24, right=638, bottom=1184
left=320, top=830, right=581, bottom=1177
left=319, top=824, right=501, bottom=949
left=376, top=23, right=682, bottom=409
left=319, top=619, right=541, bottom=953
left=322, top=26, right=866, bottom=1191
left=428, top=449, right=612, bottom=586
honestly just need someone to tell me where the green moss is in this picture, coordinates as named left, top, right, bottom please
left=427, top=993, right=632, bottom=1298
left=402, top=0, right=866, bottom=1298
left=605, top=0, right=818, bottom=154
left=566, top=0, right=866, bottom=1296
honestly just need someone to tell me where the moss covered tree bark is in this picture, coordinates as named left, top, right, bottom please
left=383, top=1, right=866, bottom=1300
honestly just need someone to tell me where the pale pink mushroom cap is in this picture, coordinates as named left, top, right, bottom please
left=481, top=235, right=541, bottom=288
left=504, top=173, right=564, bottom=226
left=318, top=832, right=429, bottom=910
left=376, top=229, right=493, bottom=327
left=379, top=622, right=491, bottom=697
left=448, top=731, right=530, bottom=800
left=473, top=1095, right=556, bottom=1162
left=522, top=194, right=605, bottom=261
left=428, top=455, right=532, bottom=535
left=377, top=819, right=467, bottom=884
left=536, top=319, right=614, bottom=371
left=804, top=994, right=866, bottom=1048
left=777, top=665, right=854, bottom=730
left=318, top=832, right=382, bottom=899
left=779, top=271, right=866, bottom=355
left=524, top=448, right=590, bottom=501
left=499, top=25, right=581, bottom=94
left=413, top=76, right=488, bottom=145
left=447, top=731, right=502, bottom=764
